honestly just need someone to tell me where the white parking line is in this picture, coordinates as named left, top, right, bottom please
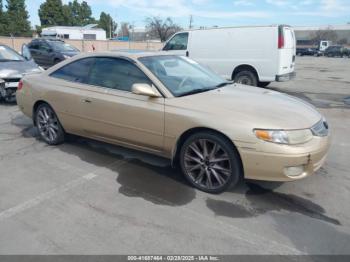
left=0, top=173, right=97, bottom=221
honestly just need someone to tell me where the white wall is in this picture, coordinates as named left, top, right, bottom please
left=42, top=28, right=107, bottom=41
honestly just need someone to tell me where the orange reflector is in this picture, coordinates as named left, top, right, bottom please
left=255, top=130, right=271, bottom=140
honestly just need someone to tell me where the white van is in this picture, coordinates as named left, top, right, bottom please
left=162, top=25, right=296, bottom=87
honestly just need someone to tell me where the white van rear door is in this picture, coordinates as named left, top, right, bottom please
left=277, top=26, right=296, bottom=77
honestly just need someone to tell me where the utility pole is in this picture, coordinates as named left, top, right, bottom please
left=189, top=15, right=193, bottom=29
left=110, top=17, right=112, bottom=39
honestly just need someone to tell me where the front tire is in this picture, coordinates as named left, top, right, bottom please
left=180, top=132, right=242, bottom=193
left=233, top=70, right=258, bottom=86
left=35, top=103, right=65, bottom=145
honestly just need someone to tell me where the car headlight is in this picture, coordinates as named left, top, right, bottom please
left=63, top=55, right=70, bottom=59
left=254, top=129, right=313, bottom=145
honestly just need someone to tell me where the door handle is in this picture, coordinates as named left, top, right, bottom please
left=82, top=98, right=92, bottom=103
left=186, top=51, right=189, bottom=57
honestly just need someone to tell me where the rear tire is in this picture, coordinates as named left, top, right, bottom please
left=35, top=103, right=65, bottom=145
left=233, top=70, right=258, bottom=87
left=180, top=132, right=242, bottom=194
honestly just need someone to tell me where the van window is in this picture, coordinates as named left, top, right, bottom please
left=164, top=33, right=189, bottom=51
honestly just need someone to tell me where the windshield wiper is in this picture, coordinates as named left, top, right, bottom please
left=178, top=88, right=214, bottom=97
left=215, top=81, right=233, bottom=87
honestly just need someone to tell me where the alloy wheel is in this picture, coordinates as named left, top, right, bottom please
left=184, top=139, right=232, bottom=190
left=36, top=106, right=60, bottom=143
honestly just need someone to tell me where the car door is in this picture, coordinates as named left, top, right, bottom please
left=48, top=57, right=96, bottom=134
left=37, top=41, right=54, bottom=67
left=163, top=32, right=190, bottom=57
left=28, top=41, right=41, bottom=64
left=80, top=57, right=165, bottom=152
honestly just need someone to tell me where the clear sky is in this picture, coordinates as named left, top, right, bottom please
left=28, top=0, right=350, bottom=28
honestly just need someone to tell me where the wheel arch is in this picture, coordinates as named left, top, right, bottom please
left=171, top=127, right=244, bottom=175
left=232, top=64, right=260, bottom=82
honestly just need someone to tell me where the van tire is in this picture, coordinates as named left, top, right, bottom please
left=233, top=70, right=258, bottom=87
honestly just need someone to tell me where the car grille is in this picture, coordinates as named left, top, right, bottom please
left=311, top=119, right=329, bottom=137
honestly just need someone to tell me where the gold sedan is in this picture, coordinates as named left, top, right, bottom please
left=16, top=52, right=330, bottom=193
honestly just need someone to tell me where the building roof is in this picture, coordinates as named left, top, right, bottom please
left=294, top=24, right=350, bottom=31
left=42, top=24, right=105, bottom=31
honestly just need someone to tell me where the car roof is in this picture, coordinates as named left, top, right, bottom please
left=73, top=51, right=171, bottom=60
left=32, top=38, right=64, bottom=42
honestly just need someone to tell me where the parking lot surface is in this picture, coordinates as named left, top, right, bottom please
left=0, top=56, right=349, bottom=255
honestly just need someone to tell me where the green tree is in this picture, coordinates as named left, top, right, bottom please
left=98, top=12, right=117, bottom=39
left=39, top=0, right=66, bottom=26
left=0, top=0, right=8, bottom=35
left=6, top=0, right=31, bottom=36
left=67, top=0, right=95, bottom=26
left=79, top=1, right=95, bottom=25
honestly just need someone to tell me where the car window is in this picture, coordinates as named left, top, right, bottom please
left=50, top=58, right=95, bottom=83
left=164, top=33, right=189, bottom=51
left=87, top=57, right=152, bottom=92
left=29, top=42, right=39, bottom=50
left=139, top=55, right=225, bottom=97
left=0, top=45, right=24, bottom=61
left=38, top=42, right=51, bottom=52
left=48, top=41, right=79, bottom=52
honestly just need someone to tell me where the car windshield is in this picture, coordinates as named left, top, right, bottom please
left=0, top=45, right=24, bottom=61
left=48, top=41, right=78, bottom=52
left=138, top=55, right=228, bottom=97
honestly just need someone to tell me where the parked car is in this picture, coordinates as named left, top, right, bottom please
left=17, top=52, right=330, bottom=193
left=27, top=38, right=80, bottom=68
left=296, top=48, right=320, bottom=56
left=0, top=44, right=42, bottom=102
left=162, top=25, right=296, bottom=87
left=324, top=46, right=349, bottom=57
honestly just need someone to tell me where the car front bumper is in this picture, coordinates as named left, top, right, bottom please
left=238, top=135, right=330, bottom=182
left=0, top=79, right=20, bottom=100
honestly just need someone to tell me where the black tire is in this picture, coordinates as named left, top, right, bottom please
left=35, top=103, right=65, bottom=145
left=258, top=81, right=271, bottom=88
left=180, top=131, right=242, bottom=194
left=233, top=70, right=258, bottom=87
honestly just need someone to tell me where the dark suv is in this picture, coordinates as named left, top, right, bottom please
left=296, top=48, right=320, bottom=56
left=324, top=46, right=349, bottom=58
left=27, top=39, right=80, bottom=68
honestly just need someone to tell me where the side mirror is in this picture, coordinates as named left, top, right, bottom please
left=131, top=83, right=161, bottom=98
left=21, top=44, right=32, bottom=61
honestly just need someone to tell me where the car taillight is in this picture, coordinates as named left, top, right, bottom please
left=17, top=80, right=23, bottom=90
left=278, top=36, right=284, bottom=49
left=278, top=26, right=285, bottom=49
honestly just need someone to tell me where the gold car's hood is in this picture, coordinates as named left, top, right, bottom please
left=169, top=84, right=322, bottom=130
